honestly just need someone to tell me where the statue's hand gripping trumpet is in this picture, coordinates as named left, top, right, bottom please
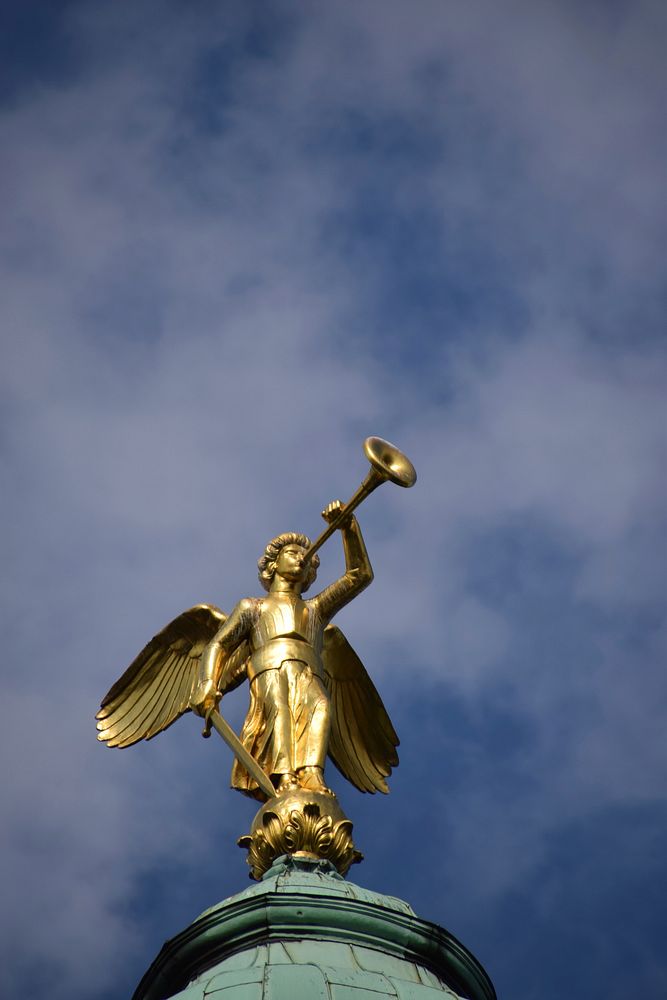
left=96, top=437, right=416, bottom=878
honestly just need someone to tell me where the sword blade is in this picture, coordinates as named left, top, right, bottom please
left=204, top=707, right=277, bottom=799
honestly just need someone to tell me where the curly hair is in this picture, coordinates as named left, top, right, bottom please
left=257, top=532, right=320, bottom=593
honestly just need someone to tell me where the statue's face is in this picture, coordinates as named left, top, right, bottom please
left=275, top=543, right=308, bottom=584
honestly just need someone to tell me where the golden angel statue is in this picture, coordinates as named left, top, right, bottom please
left=96, top=437, right=415, bottom=877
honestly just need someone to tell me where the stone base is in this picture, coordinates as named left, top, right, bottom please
left=238, top=789, right=363, bottom=880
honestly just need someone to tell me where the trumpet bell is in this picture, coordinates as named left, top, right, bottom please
left=301, top=435, right=417, bottom=564
left=363, top=436, right=417, bottom=489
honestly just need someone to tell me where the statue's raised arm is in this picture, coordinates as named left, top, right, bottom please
left=311, top=500, right=374, bottom=623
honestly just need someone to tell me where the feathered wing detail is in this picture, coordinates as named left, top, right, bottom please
left=96, top=603, right=248, bottom=748
left=321, top=625, right=399, bottom=793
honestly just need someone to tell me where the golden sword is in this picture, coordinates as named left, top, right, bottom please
left=202, top=706, right=277, bottom=800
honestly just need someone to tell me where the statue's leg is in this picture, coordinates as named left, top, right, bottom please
left=265, top=666, right=298, bottom=792
left=292, top=669, right=332, bottom=794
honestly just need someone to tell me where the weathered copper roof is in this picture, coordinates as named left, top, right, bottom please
left=133, top=856, right=496, bottom=1000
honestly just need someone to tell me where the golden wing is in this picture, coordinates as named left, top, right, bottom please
left=96, top=603, right=248, bottom=748
left=322, top=624, right=399, bottom=793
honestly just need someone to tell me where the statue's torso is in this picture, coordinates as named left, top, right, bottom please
left=247, top=593, right=323, bottom=680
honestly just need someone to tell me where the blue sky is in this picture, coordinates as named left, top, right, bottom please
left=0, top=2, right=665, bottom=998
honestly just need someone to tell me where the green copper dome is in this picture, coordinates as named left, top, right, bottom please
left=133, top=856, right=496, bottom=1000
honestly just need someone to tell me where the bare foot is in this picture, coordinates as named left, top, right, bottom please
left=275, top=772, right=299, bottom=794
left=297, top=766, right=335, bottom=796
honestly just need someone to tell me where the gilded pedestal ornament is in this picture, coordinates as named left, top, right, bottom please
left=239, top=790, right=363, bottom=880
left=96, top=437, right=416, bottom=878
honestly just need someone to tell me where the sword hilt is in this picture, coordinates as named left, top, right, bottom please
left=201, top=701, right=219, bottom=738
